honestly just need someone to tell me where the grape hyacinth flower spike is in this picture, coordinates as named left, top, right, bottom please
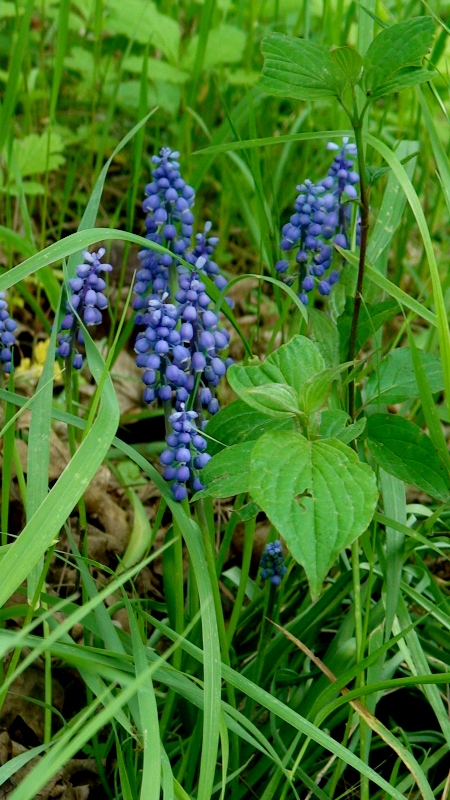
left=260, top=540, right=287, bottom=587
left=57, top=248, right=112, bottom=369
left=133, top=147, right=195, bottom=321
left=0, top=291, right=17, bottom=374
left=275, top=138, right=360, bottom=306
left=160, top=406, right=211, bottom=501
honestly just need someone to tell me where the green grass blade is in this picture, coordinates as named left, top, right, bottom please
left=0, top=0, right=34, bottom=153
left=26, top=298, right=61, bottom=601
left=338, top=246, right=438, bottom=327
left=0, top=333, right=120, bottom=608
left=124, top=594, right=161, bottom=800
left=417, top=85, right=450, bottom=217
left=366, top=132, right=450, bottom=419
left=407, top=323, right=450, bottom=474
left=395, top=596, right=450, bottom=748
left=380, top=471, right=406, bottom=641
left=193, top=130, right=354, bottom=157
left=49, top=0, right=70, bottom=122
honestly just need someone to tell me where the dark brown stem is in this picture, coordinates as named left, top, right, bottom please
left=347, top=120, right=370, bottom=420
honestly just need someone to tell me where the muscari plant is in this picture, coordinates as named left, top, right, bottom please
left=192, top=14, right=450, bottom=608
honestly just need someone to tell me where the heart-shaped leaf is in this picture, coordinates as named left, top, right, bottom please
left=249, top=431, right=378, bottom=598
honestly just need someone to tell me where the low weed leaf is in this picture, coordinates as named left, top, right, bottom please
left=319, top=410, right=350, bottom=439
left=236, top=382, right=301, bottom=417
left=319, top=411, right=366, bottom=444
left=371, top=67, right=436, bottom=99
left=330, top=46, right=363, bottom=86
left=249, top=431, right=378, bottom=598
left=259, top=33, right=344, bottom=100
left=308, top=309, right=340, bottom=367
left=365, top=348, right=444, bottom=405
left=338, top=299, right=400, bottom=359
left=367, top=414, right=450, bottom=502
left=228, top=336, right=324, bottom=416
left=299, top=363, right=350, bottom=415
left=204, top=400, right=294, bottom=456
left=193, top=442, right=254, bottom=499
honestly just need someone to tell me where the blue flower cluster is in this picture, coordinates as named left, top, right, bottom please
left=0, top=292, right=17, bottom=374
left=260, top=540, right=287, bottom=587
left=57, top=248, right=112, bottom=369
left=160, top=407, right=211, bottom=501
left=133, top=148, right=195, bottom=322
left=133, top=147, right=232, bottom=499
left=275, top=138, right=359, bottom=305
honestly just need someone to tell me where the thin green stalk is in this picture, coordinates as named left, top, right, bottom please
left=1, top=370, right=15, bottom=545
left=216, top=494, right=245, bottom=577
left=226, top=516, right=255, bottom=647
left=246, top=580, right=278, bottom=720
left=43, top=615, right=52, bottom=742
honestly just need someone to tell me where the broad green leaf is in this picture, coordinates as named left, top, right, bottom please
left=338, top=298, right=400, bottom=360
left=369, top=67, right=436, bottom=100
left=319, top=410, right=350, bottom=439
left=249, top=431, right=378, bottom=598
left=203, top=400, right=294, bottom=456
left=11, top=132, right=65, bottom=177
left=182, top=24, right=246, bottom=71
left=299, top=363, right=350, bottom=415
left=228, top=335, right=324, bottom=416
left=232, top=382, right=300, bottom=417
left=367, top=414, right=450, bottom=502
left=337, top=417, right=366, bottom=445
left=362, top=17, right=435, bottom=99
left=365, top=347, right=444, bottom=405
left=259, top=33, right=344, bottom=101
left=104, top=0, right=180, bottom=63
left=330, top=46, right=363, bottom=86
left=194, top=442, right=255, bottom=499
left=320, top=410, right=366, bottom=444
left=123, top=55, right=189, bottom=84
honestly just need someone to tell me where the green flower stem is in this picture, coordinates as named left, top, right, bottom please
left=64, top=365, right=88, bottom=593
left=246, top=579, right=278, bottom=720
left=216, top=493, right=245, bottom=577
left=226, top=515, right=255, bottom=647
left=0, top=370, right=14, bottom=546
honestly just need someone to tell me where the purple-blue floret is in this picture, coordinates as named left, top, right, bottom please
left=0, top=292, right=17, bottom=374
left=260, top=540, right=287, bottom=587
left=275, top=137, right=360, bottom=306
left=56, top=248, right=112, bottom=369
left=160, top=406, right=211, bottom=501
